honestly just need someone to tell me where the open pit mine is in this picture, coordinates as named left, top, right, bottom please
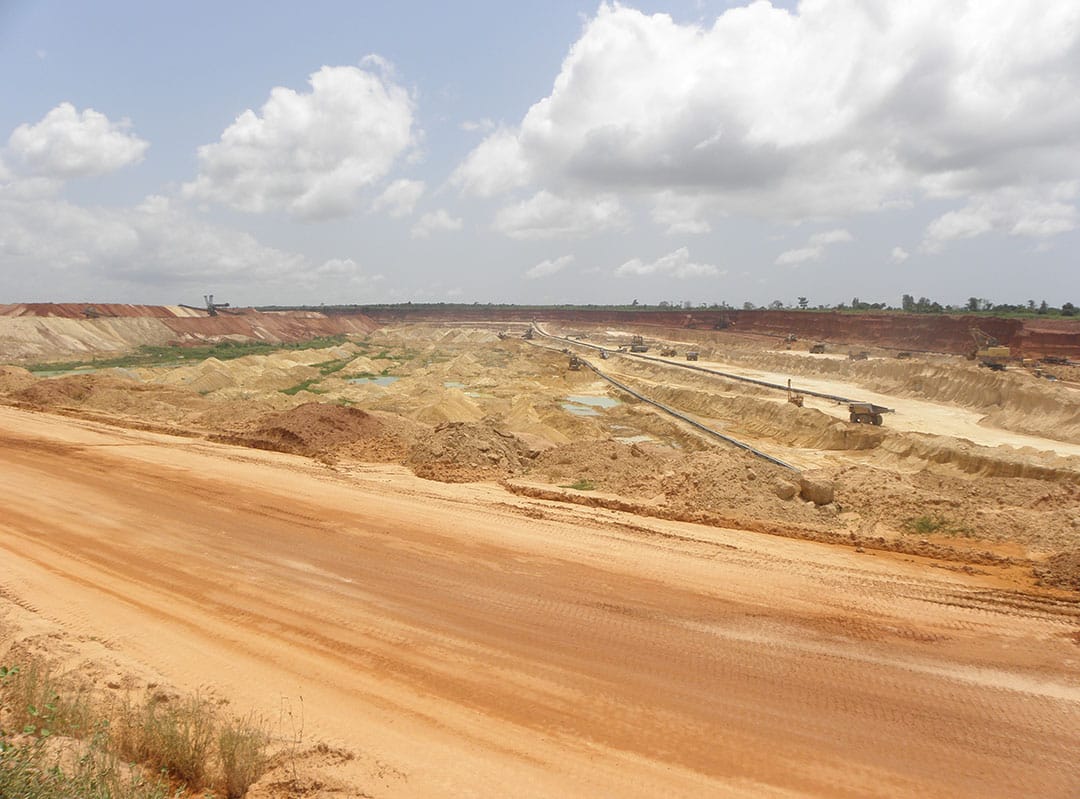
left=1, top=302, right=1079, bottom=798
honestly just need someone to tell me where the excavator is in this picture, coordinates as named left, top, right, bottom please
left=968, top=328, right=1011, bottom=371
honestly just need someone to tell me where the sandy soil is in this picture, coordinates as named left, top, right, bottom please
left=2, top=405, right=1079, bottom=798
left=2, top=316, right=1080, bottom=797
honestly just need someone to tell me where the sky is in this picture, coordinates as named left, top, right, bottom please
left=1, top=0, right=1078, bottom=309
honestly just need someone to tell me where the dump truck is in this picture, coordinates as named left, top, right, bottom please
left=686, top=351, right=699, bottom=361
left=848, top=402, right=889, bottom=425
left=809, top=343, right=826, bottom=354
left=660, top=347, right=677, bottom=357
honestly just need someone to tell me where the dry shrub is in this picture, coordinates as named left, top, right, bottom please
left=219, top=712, right=270, bottom=798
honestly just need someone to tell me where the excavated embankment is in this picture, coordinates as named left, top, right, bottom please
left=0, top=305, right=379, bottom=362
left=360, top=306, right=1080, bottom=357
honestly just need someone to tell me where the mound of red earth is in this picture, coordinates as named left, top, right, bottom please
left=215, top=402, right=411, bottom=461
left=1034, top=550, right=1080, bottom=592
left=405, top=421, right=537, bottom=483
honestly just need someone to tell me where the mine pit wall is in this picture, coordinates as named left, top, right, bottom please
left=359, top=306, right=1080, bottom=358
left=0, top=304, right=379, bottom=363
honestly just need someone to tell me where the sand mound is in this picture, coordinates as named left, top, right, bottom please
left=1034, top=551, right=1080, bottom=592
left=217, top=402, right=394, bottom=459
left=12, top=373, right=130, bottom=406
left=833, top=461, right=1080, bottom=550
left=0, top=365, right=37, bottom=393
left=406, top=421, right=536, bottom=482
left=409, top=388, right=485, bottom=424
left=527, top=439, right=816, bottom=524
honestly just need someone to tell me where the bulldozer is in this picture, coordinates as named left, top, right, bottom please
left=568, top=355, right=583, bottom=371
left=629, top=335, right=649, bottom=353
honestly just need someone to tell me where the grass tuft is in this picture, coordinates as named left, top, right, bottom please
left=561, top=478, right=596, bottom=491
left=902, top=515, right=971, bottom=537
left=2, top=660, right=270, bottom=798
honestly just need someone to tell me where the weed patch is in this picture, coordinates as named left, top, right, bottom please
left=561, top=479, right=597, bottom=491
left=1, top=660, right=270, bottom=798
left=902, top=515, right=971, bottom=537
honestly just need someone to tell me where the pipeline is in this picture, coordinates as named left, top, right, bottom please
left=532, top=323, right=892, bottom=409
left=527, top=330, right=799, bottom=472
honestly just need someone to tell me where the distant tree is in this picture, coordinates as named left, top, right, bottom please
left=901, top=294, right=915, bottom=312
left=966, top=297, right=980, bottom=312
left=1027, top=299, right=1036, bottom=311
left=1063, top=302, right=1076, bottom=316
left=769, top=299, right=785, bottom=310
left=631, top=298, right=639, bottom=306
left=797, top=296, right=808, bottom=309
left=743, top=301, right=756, bottom=311
left=658, top=300, right=671, bottom=308
left=1039, top=300, right=1049, bottom=314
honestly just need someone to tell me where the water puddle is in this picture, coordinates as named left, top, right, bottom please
left=348, top=375, right=400, bottom=386
left=561, top=394, right=620, bottom=416
left=615, top=434, right=655, bottom=444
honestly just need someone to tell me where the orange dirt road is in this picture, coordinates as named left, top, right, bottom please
left=1, top=404, right=1078, bottom=798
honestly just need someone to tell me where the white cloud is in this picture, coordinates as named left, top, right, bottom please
left=890, top=246, right=910, bottom=264
left=492, top=190, right=627, bottom=239
left=450, top=127, right=532, bottom=198
left=922, top=184, right=1079, bottom=252
left=7, top=102, right=148, bottom=178
left=454, top=1, right=1080, bottom=243
left=525, top=254, right=574, bottom=279
left=301, top=257, right=383, bottom=292
left=460, top=118, right=496, bottom=133
left=410, top=208, right=462, bottom=238
left=371, top=178, right=425, bottom=218
left=776, top=228, right=852, bottom=266
left=615, top=247, right=720, bottom=279
left=0, top=183, right=316, bottom=292
left=650, top=192, right=713, bottom=234
left=184, top=63, right=416, bottom=220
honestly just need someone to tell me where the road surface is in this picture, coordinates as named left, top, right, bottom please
left=1, top=405, right=1078, bottom=797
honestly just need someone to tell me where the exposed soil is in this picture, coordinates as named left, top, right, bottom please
left=2, top=308, right=1080, bottom=798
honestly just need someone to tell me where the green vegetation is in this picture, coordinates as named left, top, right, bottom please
left=902, top=515, right=971, bottom=537
left=1, top=659, right=270, bottom=798
left=561, top=478, right=596, bottom=491
left=280, top=378, right=328, bottom=396
left=24, top=335, right=352, bottom=374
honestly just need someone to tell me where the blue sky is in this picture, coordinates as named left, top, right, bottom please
left=1, top=1, right=1077, bottom=308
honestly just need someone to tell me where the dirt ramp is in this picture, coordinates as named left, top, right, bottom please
left=406, top=421, right=536, bottom=482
